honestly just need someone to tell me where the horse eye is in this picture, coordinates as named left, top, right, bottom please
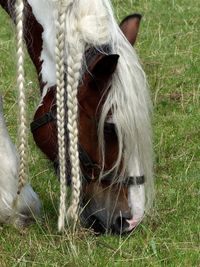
left=104, top=122, right=116, bottom=135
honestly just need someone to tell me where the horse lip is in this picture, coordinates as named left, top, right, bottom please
left=126, top=217, right=142, bottom=232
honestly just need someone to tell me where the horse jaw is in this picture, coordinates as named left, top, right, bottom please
left=0, top=96, right=41, bottom=227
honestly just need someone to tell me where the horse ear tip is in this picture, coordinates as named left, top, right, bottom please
left=132, top=13, right=142, bottom=20
left=100, top=54, right=119, bottom=67
left=111, top=54, right=120, bottom=61
left=120, top=13, right=142, bottom=25
left=107, top=54, right=120, bottom=69
left=91, top=54, right=119, bottom=78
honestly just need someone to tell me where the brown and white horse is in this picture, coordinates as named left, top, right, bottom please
left=0, top=0, right=153, bottom=234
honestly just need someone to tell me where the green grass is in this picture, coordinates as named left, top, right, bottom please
left=0, top=1, right=199, bottom=266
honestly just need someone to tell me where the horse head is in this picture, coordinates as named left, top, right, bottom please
left=31, top=14, right=151, bottom=234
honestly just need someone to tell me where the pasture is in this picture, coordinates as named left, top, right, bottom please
left=0, top=0, right=199, bottom=266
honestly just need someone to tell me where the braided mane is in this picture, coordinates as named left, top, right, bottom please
left=15, top=0, right=28, bottom=194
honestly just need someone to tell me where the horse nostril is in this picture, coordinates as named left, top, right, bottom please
left=112, top=213, right=132, bottom=234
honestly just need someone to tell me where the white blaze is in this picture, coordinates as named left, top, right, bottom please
left=127, top=145, right=145, bottom=229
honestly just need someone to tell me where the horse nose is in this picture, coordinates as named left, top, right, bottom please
left=112, top=212, right=132, bottom=234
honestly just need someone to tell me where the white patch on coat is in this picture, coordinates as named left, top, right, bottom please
left=0, top=97, right=40, bottom=226
left=27, top=0, right=57, bottom=98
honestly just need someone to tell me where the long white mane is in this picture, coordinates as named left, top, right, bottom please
left=15, top=0, right=154, bottom=231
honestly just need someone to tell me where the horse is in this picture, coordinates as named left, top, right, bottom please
left=0, top=0, right=154, bottom=234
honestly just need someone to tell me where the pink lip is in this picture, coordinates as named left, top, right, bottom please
left=126, top=217, right=142, bottom=231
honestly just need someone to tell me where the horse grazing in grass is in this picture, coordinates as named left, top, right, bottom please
left=0, top=0, right=153, bottom=234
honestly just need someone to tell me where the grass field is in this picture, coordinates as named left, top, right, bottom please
left=0, top=0, right=199, bottom=266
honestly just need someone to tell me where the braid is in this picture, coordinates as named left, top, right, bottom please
left=64, top=1, right=113, bottom=222
left=65, top=49, right=83, bottom=222
left=64, top=7, right=84, bottom=222
left=15, top=0, right=28, bottom=194
left=55, top=3, right=68, bottom=232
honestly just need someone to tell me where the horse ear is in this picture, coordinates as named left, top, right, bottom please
left=119, top=13, right=142, bottom=46
left=79, top=54, right=119, bottom=114
left=91, top=54, right=119, bottom=80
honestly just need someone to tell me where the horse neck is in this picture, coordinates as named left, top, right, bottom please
left=23, top=2, right=44, bottom=93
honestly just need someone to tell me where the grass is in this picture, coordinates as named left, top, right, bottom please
left=0, top=0, right=199, bottom=266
